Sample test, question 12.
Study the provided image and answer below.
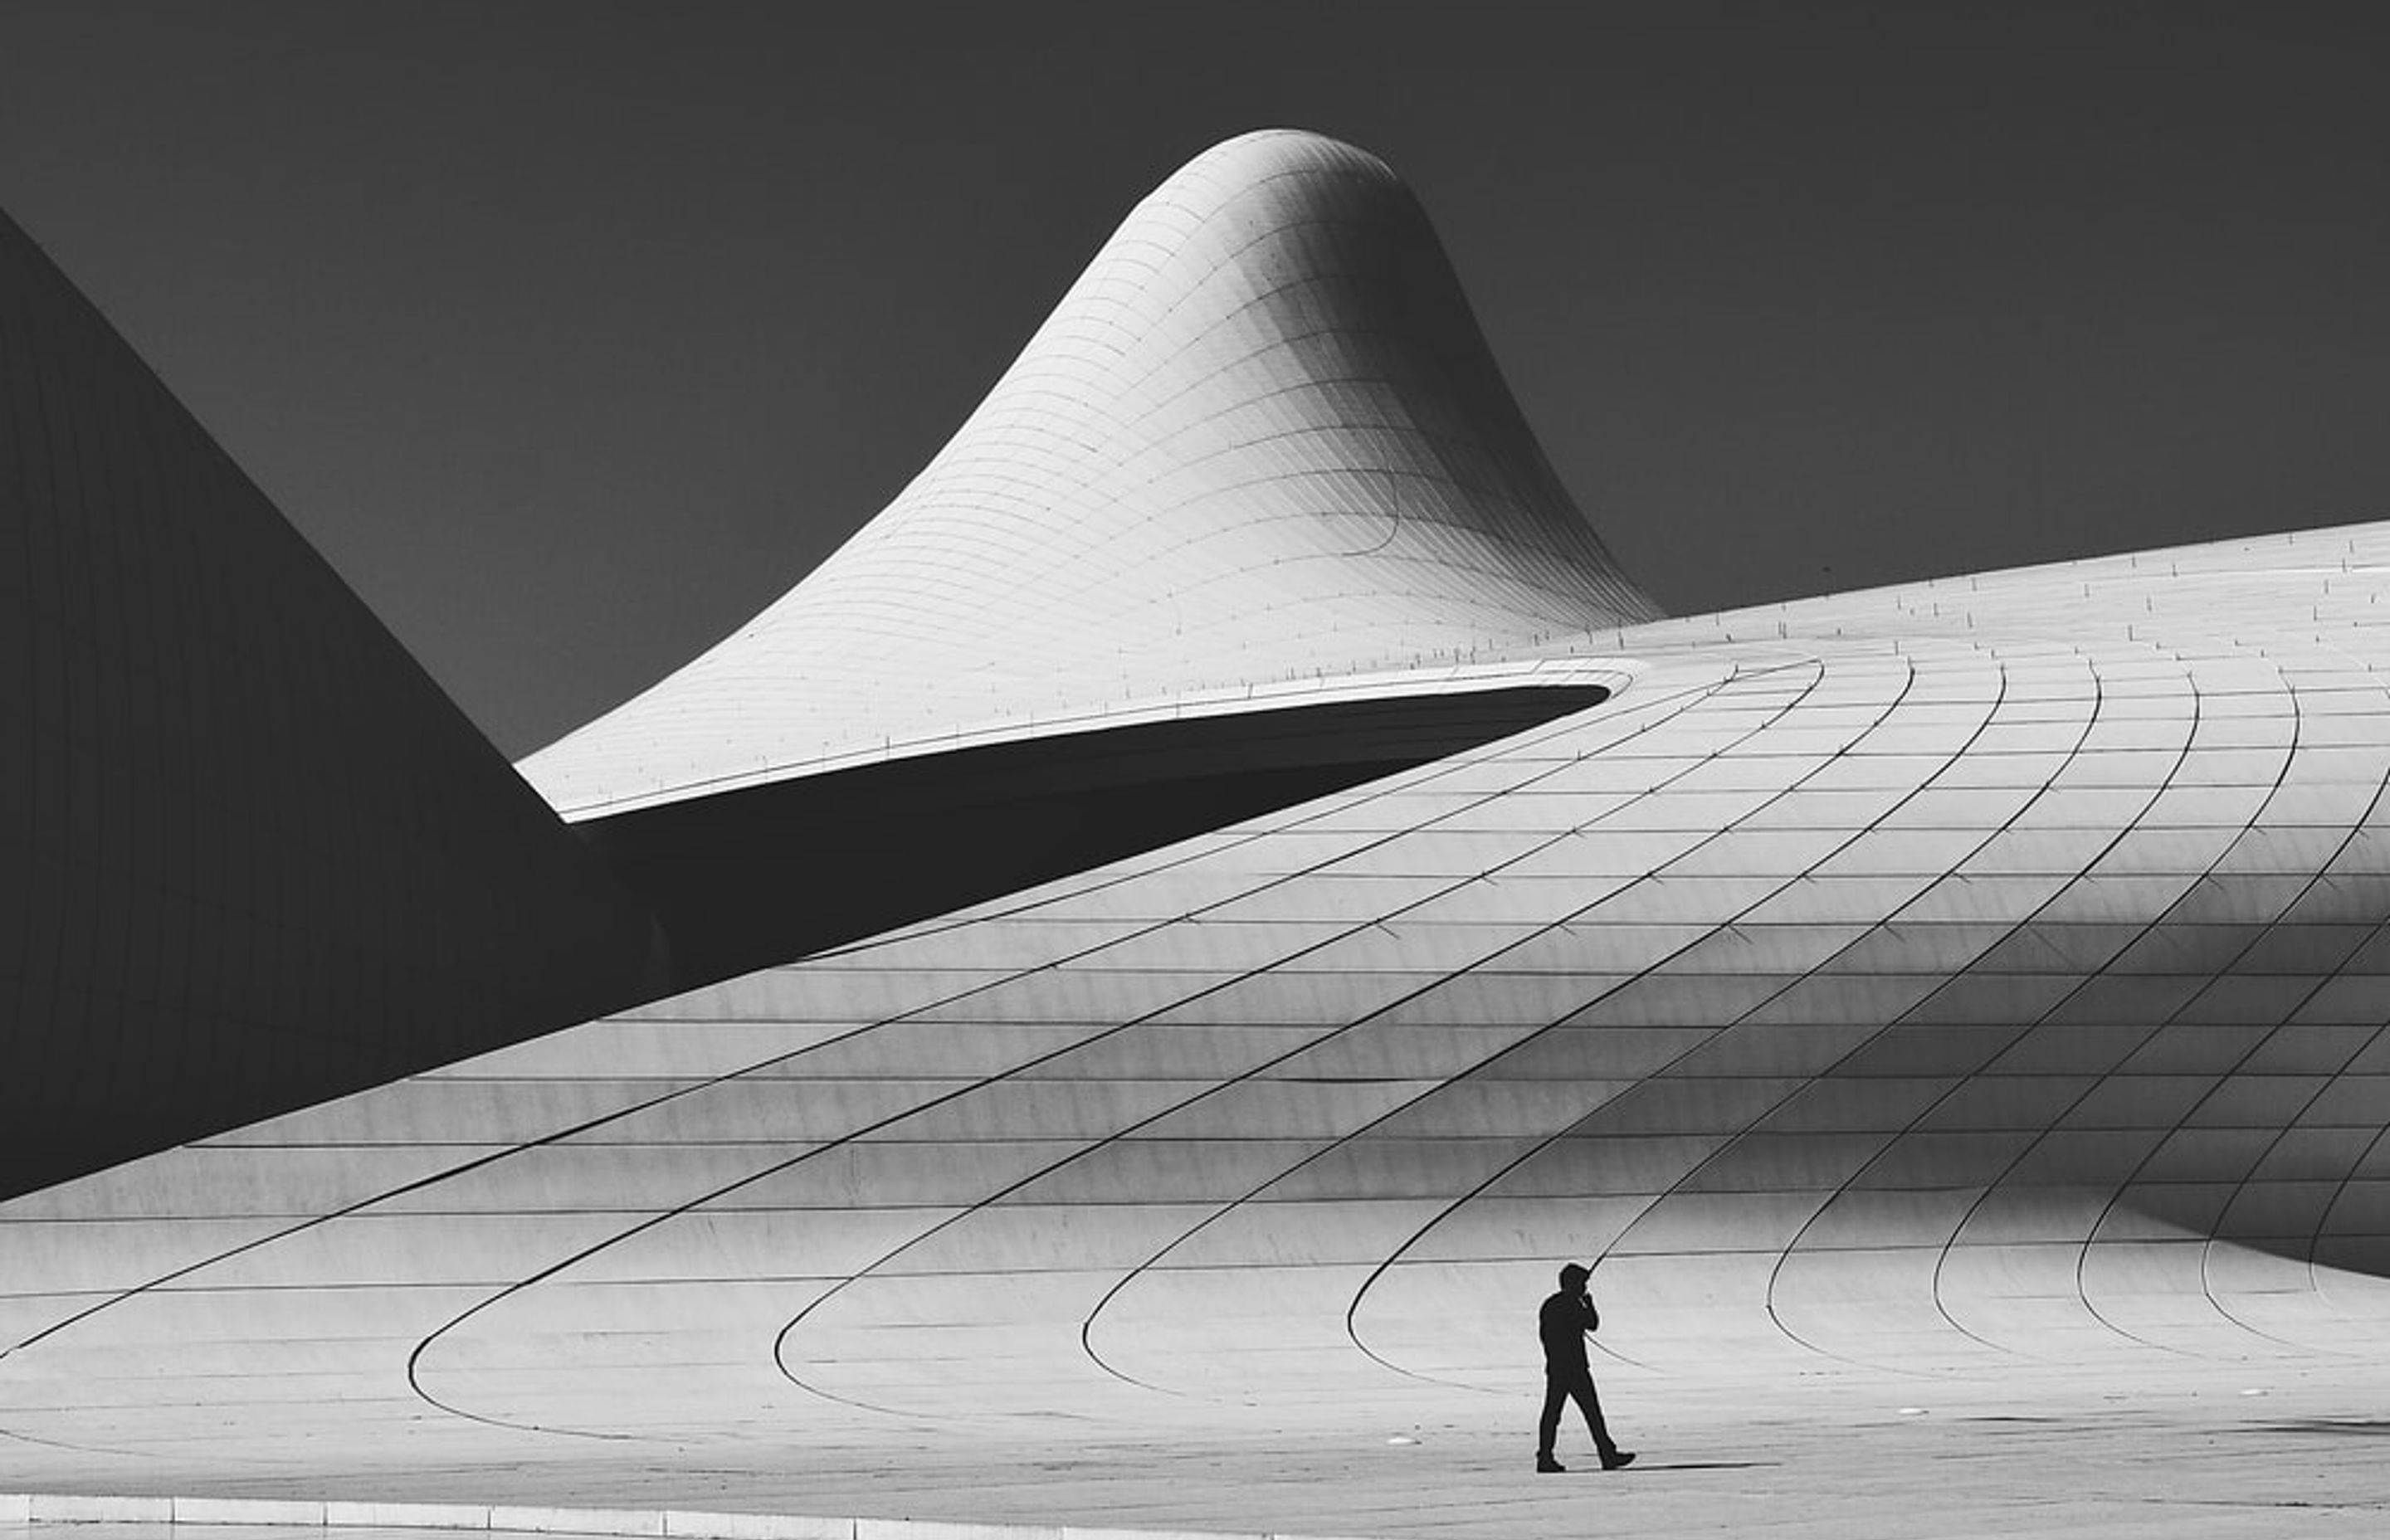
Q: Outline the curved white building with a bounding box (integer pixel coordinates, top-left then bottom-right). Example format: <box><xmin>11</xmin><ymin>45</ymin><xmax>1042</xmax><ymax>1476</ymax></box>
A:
<box><xmin>522</xmin><ymin>131</ymin><xmax>1659</xmax><ymax>816</ymax></box>
<box><xmin>3</xmin><ymin>130</ymin><xmax>2387</xmax><ymax>1538</ymax></box>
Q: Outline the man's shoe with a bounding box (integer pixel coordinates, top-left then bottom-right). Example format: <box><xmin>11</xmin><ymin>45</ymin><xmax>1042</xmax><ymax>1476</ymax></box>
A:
<box><xmin>1535</xmin><ymin>1455</ymin><xmax>1566</xmax><ymax>1474</ymax></box>
<box><xmin>1601</xmin><ymin>1450</ymin><xmax>1636</xmax><ymax>1471</ymax></box>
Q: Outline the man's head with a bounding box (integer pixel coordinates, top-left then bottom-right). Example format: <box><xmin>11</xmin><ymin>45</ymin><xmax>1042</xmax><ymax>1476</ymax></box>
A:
<box><xmin>1558</xmin><ymin>1262</ymin><xmax>1590</xmax><ymax>1292</ymax></box>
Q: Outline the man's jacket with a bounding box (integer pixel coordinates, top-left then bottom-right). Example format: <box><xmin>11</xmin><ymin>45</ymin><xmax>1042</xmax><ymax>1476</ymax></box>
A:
<box><xmin>1539</xmin><ymin>1289</ymin><xmax>1599</xmax><ymax>1373</ymax></box>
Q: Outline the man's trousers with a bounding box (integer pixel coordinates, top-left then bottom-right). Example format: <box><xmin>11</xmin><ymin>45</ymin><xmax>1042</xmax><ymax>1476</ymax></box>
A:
<box><xmin>1537</xmin><ymin>1365</ymin><xmax>1618</xmax><ymax>1459</ymax></box>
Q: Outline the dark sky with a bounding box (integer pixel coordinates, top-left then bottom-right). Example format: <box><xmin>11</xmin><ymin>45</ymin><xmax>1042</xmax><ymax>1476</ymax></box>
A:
<box><xmin>2</xmin><ymin>2</ymin><xmax>2386</xmax><ymax>757</ymax></box>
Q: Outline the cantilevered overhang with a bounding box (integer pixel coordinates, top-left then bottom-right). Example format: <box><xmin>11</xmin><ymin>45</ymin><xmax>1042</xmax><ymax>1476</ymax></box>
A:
<box><xmin>572</xmin><ymin>660</ymin><xmax>1633</xmax><ymax>987</ymax></box>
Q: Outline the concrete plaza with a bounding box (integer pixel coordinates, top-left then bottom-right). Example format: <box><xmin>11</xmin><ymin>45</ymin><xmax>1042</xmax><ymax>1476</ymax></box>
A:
<box><xmin>9</xmin><ymin>1354</ymin><xmax>2389</xmax><ymax>1538</ymax></box>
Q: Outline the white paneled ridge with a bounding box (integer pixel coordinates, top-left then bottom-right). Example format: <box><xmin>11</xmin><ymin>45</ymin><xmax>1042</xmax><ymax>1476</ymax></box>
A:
<box><xmin>522</xmin><ymin>131</ymin><xmax>1660</xmax><ymax>815</ymax></box>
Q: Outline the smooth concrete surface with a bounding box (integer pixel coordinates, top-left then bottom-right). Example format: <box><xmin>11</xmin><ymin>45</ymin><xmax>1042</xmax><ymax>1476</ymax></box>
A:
<box><xmin>4</xmin><ymin>1361</ymin><xmax>2390</xmax><ymax>1536</ymax></box>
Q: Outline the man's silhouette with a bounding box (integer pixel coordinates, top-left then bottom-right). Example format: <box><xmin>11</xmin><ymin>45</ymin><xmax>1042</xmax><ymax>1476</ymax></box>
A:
<box><xmin>1536</xmin><ymin>1262</ymin><xmax>1632</xmax><ymax>1474</ymax></box>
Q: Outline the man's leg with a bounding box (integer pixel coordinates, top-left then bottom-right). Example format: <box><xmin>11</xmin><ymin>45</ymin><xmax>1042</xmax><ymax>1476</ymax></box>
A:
<box><xmin>1567</xmin><ymin>1370</ymin><xmax>1619</xmax><ymax>1460</ymax></box>
<box><xmin>1536</xmin><ymin>1374</ymin><xmax>1568</xmax><ymax>1465</ymax></box>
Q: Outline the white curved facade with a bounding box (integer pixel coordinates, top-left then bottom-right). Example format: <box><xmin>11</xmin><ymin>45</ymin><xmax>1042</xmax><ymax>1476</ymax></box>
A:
<box><xmin>523</xmin><ymin>131</ymin><xmax>1659</xmax><ymax>816</ymax></box>
<box><xmin>12</xmin><ymin>520</ymin><xmax>2389</xmax><ymax>1444</ymax></box>
<box><xmin>4</xmin><ymin>131</ymin><xmax>2388</xmax><ymax>1538</ymax></box>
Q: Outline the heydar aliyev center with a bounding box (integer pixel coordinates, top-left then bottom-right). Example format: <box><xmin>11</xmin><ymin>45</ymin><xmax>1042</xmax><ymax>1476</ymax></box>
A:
<box><xmin>6</xmin><ymin>130</ymin><xmax>2390</xmax><ymax>1538</ymax></box>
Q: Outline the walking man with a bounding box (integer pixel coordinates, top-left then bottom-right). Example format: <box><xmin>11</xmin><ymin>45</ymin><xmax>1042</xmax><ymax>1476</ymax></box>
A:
<box><xmin>1536</xmin><ymin>1262</ymin><xmax>1633</xmax><ymax>1474</ymax></box>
